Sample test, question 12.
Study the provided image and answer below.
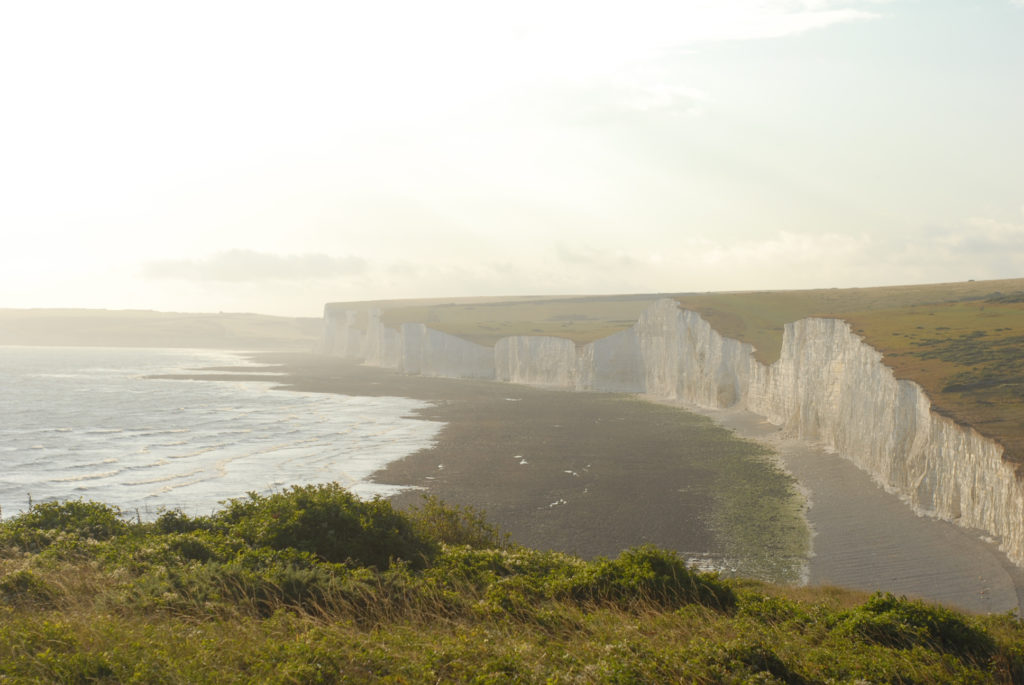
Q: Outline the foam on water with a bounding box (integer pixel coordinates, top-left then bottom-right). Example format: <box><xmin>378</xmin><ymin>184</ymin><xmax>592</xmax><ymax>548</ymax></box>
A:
<box><xmin>0</xmin><ymin>347</ymin><xmax>442</xmax><ymax>518</ymax></box>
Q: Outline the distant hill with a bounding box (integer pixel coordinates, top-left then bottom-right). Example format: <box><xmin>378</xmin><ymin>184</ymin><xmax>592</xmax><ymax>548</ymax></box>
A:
<box><xmin>0</xmin><ymin>309</ymin><xmax>322</xmax><ymax>351</ymax></box>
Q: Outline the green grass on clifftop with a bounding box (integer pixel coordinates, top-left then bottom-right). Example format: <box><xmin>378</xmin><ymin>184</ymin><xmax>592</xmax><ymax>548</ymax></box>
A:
<box><xmin>378</xmin><ymin>295</ymin><xmax>658</xmax><ymax>347</ymax></box>
<box><xmin>2</xmin><ymin>486</ymin><xmax>1023</xmax><ymax>683</ymax></box>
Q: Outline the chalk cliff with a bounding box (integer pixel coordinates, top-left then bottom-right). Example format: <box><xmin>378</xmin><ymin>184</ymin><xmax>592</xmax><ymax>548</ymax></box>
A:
<box><xmin>400</xmin><ymin>323</ymin><xmax>495</xmax><ymax>379</ymax></box>
<box><xmin>495</xmin><ymin>336</ymin><xmax>577</xmax><ymax>387</ymax></box>
<box><xmin>322</xmin><ymin>299</ymin><xmax>1024</xmax><ymax>566</ymax></box>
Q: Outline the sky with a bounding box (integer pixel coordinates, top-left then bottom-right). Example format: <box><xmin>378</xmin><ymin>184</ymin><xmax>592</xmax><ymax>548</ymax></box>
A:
<box><xmin>2</xmin><ymin>0</ymin><xmax>1023</xmax><ymax>317</ymax></box>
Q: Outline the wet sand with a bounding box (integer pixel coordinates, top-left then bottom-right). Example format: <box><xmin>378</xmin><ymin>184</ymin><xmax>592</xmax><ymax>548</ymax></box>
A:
<box><xmin>690</xmin><ymin>405</ymin><xmax>1024</xmax><ymax>614</ymax></box>
<box><xmin>249</xmin><ymin>354</ymin><xmax>1024</xmax><ymax>613</ymax></box>
<box><xmin>260</xmin><ymin>355</ymin><xmax>742</xmax><ymax>562</ymax></box>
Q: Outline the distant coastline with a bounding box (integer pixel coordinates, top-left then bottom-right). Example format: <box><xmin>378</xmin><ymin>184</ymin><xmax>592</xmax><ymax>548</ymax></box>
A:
<box><xmin>0</xmin><ymin>308</ymin><xmax>321</xmax><ymax>350</ymax></box>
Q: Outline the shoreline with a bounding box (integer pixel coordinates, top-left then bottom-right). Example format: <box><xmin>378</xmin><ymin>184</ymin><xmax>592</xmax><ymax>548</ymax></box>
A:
<box><xmin>681</xmin><ymin>402</ymin><xmax>1024</xmax><ymax>614</ymax></box>
<box><xmin>257</xmin><ymin>354</ymin><xmax>804</xmax><ymax>580</ymax></box>
<box><xmin>260</xmin><ymin>353</ymin><xmax>1024</xmax><ymax>612</ymax></box>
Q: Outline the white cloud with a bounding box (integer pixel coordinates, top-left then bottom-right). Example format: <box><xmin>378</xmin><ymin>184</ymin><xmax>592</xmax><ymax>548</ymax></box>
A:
<box><xmin>542</xmin><ymin>221</ymin><xmax>1024</xmax><ymax>296</ymax></box>
<box><xmin>556</xmin><ymin>81</ymin><xmax>710</xmax><ymax>123</ymax></box>
<box><xmin>692</xmin><ymin>231</ymin><xmax>871</xmax><ymax>269</ymax></box>
<box><xmin>143</xmin><ymin>251</ymin><xmax>366</xmax><ymax>283</ymax></box>
<box><xmin>92</xmin><ymin>215</ymin><xmax>1024</xmax><ymax>314</ymax></box>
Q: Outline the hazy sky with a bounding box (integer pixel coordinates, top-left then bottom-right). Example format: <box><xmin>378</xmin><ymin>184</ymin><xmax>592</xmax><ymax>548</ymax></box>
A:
<box><xmin>2</xmin><ymin>0</ymin><xmax>1023</xmax><ymax>316</ymax></box>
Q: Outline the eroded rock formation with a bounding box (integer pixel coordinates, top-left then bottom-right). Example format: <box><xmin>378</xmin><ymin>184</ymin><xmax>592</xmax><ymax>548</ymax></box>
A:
<box><xmin>322</xmin><ymin>299</ymin><xmax>1024</xmax><ymax>566</ymax></box>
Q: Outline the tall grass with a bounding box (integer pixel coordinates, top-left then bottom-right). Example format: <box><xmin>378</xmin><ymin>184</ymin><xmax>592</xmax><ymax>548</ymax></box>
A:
<box><xmin>1</xmin><ymin>487</ymin><xmax>1022</xmax><ymax>683</ymax></box>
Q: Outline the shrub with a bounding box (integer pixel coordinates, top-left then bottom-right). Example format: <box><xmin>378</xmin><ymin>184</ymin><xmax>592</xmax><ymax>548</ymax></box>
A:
<box><xmin>737</xmin><ymin>593</ymin><xmax>811</xmax><ymax>626</ymax></box>
<box><xmin>152</xmin><ymin>509</ymin><xmax>211</xmax><ymax>535</ymax></box>
<box><xmin>406</xmin><ymin>495</ymin><xmax>508</xmax><ymax>549</ymax></box>
<box><xmin>0</xmin><ymin>500</ymin><xmax>128</xmax><ymax>552</ymax></box>
<box><xmin>428</xmin><ymin>546</ymin><xmax>518</xmax><ymax>588</ymax></box>
<box><xmin>214</xmin><ymin>483</ymin><xmax>438</xmax><ymax>569</ymax></box>
<box><xmin>693</xmin><ymin>639</ymin><xmax>806</xmax><ymax>684</ymax></box>
<box><xmin>552</xmin><ymin>545</ymin><xmax>736</xmax><ymax>611</ymax></box>
<box><xmin>0</xmin><ymin>569</ymin><xmax>60</xmax><ymax>607</ymax></box>
<box><xmin>835</xmin><ymin>592</ymin><xmax>996</xmax><ymax>662</ymax></box>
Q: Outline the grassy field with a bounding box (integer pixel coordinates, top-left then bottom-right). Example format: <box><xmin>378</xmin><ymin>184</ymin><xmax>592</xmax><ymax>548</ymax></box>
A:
<box><xmin>673</xmin><ymin>278</ymin><xmax>1024</xmax><ymax>363</ymax></box>
<box><xmin>377</xmin><ymin>294</ymin><xmax>659</xmax><ymax>346</ymax></box>
<box><xmin>330</xmin><ymin>277</ymin><xmax>1024</xmax><ymax>461</ymax></box>
<box><xmin>2</xmin><ymin>488</ymin><xmax>1023</xmax><ymax>683</ymax></box>
<box><xmin>844</xmin><ymin>296</ymin><xmax>1024</xmax><ymax>461</ymax></box>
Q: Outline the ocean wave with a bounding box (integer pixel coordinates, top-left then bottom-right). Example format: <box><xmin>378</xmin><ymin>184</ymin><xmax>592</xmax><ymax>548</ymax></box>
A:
<box><xmin>0</xmin><ymin>347</ymin><xmax>442</xmax><ymax>520</ymax></box>
<box><xmin>167</xmin><ymin>445</ymin><xmax>228</xmax><ymax>459</ymax></box>
<box><xmin>52</xmin><ymin>469</ymin><xmax>122</xmax><ymax>483</ymax></box>
<box><xmin>122</xmin><ymin>469</ymin><xmax>205</xmax><ymax>486</ymax></box>
<box><xmin>155</xmin><ymin>477</ymin><xmax>209</xmax><ymax>494</ymax></box>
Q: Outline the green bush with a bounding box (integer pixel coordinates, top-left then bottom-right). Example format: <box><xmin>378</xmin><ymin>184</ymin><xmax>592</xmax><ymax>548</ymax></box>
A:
<box><xmin>0</xmin><ymin>569</ymin><xmax>61</xmax><ymax>607</ymax></box>
<box><xmin>835</xmin><ymin>592</ymin><xmax>996</xmax><ymax>663</ymax></box>
<box><xmin>428</xmin><ymin>546</ymin><xmax>520</xmax><ymax>589</ymax></box>
<box><xmin>127</xmin><ymin>546</ymin><xmax>357</xmax><ymax>615</ymax></box>
<box><xmin>2</xmin><ymin>485</ymin><xmax>1024</xmax><ymax>683</ymax></box>
<box><xmin>406</xmin><ymin>495</ymin><xmax>508</xmax><ymax>549</ymax></box>
<box><xmin>737</xmin><ymin>593</ymin><xmax>809</xmax><ymax>625</ymax></box>
<box><xmin>552</xmin><ymin>545</ymin><xmax>736</xmax><ymax>611</ymax></box>
<box><xmin>0</xmin><ymin>500</ymin><xmax>128</xmax><ymax>552</ymax></box>
<box><xmin>214</xmin><ymin>483</ymin><xmax>438</xmax><ymax>570</ymax></box>
<box><xmin>695</xmin><ymin>639</ymin><xmax>805</xmax><ymax>684</ymax></box>
<box><xmin>152</xmin><ymin>508</ymin><xmax>211</xmax><ymax>535</ymax></box>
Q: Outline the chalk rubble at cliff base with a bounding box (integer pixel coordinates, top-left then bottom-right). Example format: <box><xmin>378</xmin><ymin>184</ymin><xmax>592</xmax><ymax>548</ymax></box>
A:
<box><xmin>323</xmin><ymin>298</ymin><xmax>1024</xmax><ymax>568</ymax></box>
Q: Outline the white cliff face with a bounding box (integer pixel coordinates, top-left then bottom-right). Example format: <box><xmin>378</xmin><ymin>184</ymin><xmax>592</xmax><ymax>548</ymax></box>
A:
<box><xmin>576</xmin><ymin>328</ymin><xmax>646</xmax><ymax>393</ymax></box>
<box><xmin>401</xmin><ymin>323</ymin><xmax>495</xmax><ymax>379</ymax></box>
<box><xmin>322</xmin><ymin>309</ymin><xmax>367</xmax><ymax>359</ymax></box>
<box><xmin>748</xmin><ymin>317</ymin><xmax>1024</xmax><ymax>566</ymax></box>
<box><xmin>634</xmin><ymin>301</ymin><xmax>754</xmax><ymax>407</ymax></box>
<box><xmin>322</xmin><ymin>299</ymin><xmax>1024</xmax><ymax>566</ymax></box>
<box><xmin>323</xmin><ymin>308</ymin><xmax>494</xmax><ymax>378</ymax></box>
<box><xmin>496</xmin><ymin>336</ymin><xmax>577</xmax><ymax>388</ymax></box>
<box><xmin>363</xmin><ymin>309</ymin><xmax>402</xmax><ymax>369</ymax></box>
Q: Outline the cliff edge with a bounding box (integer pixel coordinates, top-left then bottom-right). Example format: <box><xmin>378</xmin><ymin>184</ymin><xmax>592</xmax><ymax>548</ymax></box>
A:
<box><xmin>323</xmin><ymin>298</ymin><xmax>1024</xmax><ymax>567</ymax></box>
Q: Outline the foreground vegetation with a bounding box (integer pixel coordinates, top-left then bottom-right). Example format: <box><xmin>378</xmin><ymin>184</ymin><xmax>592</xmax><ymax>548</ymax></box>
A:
<box><xmin>2</xmin><ymin>485</ymin><xmax>1023</xmax><ymax>683</ymax></box>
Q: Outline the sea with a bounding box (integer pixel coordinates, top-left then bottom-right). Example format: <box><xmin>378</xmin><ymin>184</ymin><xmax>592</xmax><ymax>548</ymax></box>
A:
<box><xmin>0</xmin><ymin>346</ymin><xmax>442</xmax><ymax>520</ymax></box>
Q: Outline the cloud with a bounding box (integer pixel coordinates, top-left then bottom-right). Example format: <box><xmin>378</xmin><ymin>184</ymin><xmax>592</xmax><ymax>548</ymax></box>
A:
<box><xmin>547</xmin><ymin>218</ymin><xmax>1024</xmax><ymax>295</ymax></box>
<box><xmin>553</xmin><ymin>81</ymin><xmax>709</xmax><ymax>124</ymax></box>
<box><xmin>620</xmin><ymin>84</ymin><xmax>708</xmax><ymax>115</ymax></box>
<box><xmin>143</xmin><ymin>250</ymin><xmax>366</xmax><ymax>283</ymax></box>
<box><xmin>687</xmin><ymin>219</ymin><xmax>1024</xmax><ymax>290</ymax></box>
<box><xmin>515</xmin><ymin>0</ymin><xmax>886</xmax><ymax>52</ymax></box>
<box><xmin>140</xmin><ymin>213</ymin><xmax>1024</xmax><ymax>310</ymax></box>
<box><xmin>942</xmin><ymin>217</ymin><xmax>1024</xmax><ymax>253</ymax></box>
<box><xmin>556</xmin><ymin>243</ymin><xmax>640</xmax><ymax>268</ymax></box>
<box><xmin>692</xmin><ymin>231</ymin><xmax>871</xmax><ymax>269</ymax></box>
<box><xmin>886</xmin><ymin>217</ymin><xmax>1024</xmax><ymax>282</ymax></box>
